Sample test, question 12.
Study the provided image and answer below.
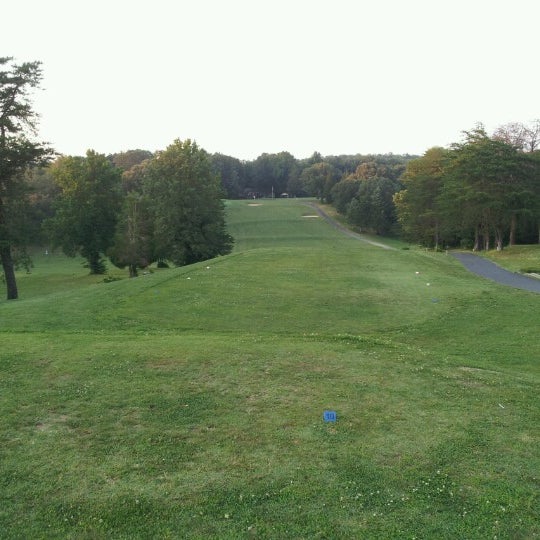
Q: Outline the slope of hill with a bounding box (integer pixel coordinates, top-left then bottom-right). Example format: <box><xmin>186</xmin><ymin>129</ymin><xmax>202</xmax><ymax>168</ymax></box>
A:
<box><xmin>1</xmin><ymin>199</ymin><xmax>538</xmax><ymax>538</ymax></box>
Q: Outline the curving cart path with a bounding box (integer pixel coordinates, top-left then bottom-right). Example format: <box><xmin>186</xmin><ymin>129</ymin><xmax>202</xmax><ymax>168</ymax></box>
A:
<box><xmin>451</xmin><ymin>252</ymin><xmax>540</xmax><ymax>294</ymax></box>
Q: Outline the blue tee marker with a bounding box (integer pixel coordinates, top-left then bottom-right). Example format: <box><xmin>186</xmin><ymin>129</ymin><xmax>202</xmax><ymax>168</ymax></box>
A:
<box><xmin>323</xmin><ymin>410</ymin><xmax>337</xmax><ymax>422</ymax></box>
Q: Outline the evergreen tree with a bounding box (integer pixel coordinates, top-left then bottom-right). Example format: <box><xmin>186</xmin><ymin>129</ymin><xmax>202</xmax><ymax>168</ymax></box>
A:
<box><xmin>0</xmin><ymin>57</ymin><xmax>54</xmax><ymax>299</ymax></box>
<box><xmin>393</xmin><ymin>147</ymin><xmax>448</xmax><ymax>249</ymax></box>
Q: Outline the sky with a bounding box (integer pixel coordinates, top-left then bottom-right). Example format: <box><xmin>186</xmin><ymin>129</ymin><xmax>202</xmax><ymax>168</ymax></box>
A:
<box><xmin>3</xmin><ymin>0</ymin><xmax>539</xmax><ymax>161</ymax></box>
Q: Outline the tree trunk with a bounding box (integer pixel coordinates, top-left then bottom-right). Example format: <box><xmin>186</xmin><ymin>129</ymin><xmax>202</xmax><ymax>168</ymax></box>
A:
<box><xmin>87</xmin><ymin>252</ymin><xmax>106</xmax><ymax>274</ymax></box>
<box><xmin>508</xmin><ymin>214</ymin><xmax>517</xmax><ymax>246</ymax></box>
<box><xmin>481</xmin><ymin>220</ymin><xmax>490</xmax><ymax>251</ymax></box>
<box><xmin>473</xmin><ymin>225</ymin><xmax>480</xmax><ymax>251</ymax></box>
<box><xmin>495</xmin><ymin>228</ymin><xmax>503</xmax><ymax>251</ymax></box>
<box><xmin>129</xmin><ymin>263</ymin><xmax>138</xmax><ymax>278</ymax></box>
<box><xmin>0</xmin><ymin>244</ymin><xmax>18</xmax><ymax>300</ymax></box>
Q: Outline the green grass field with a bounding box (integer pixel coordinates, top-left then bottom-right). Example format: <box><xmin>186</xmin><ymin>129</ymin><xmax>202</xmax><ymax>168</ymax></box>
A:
<box><xmin>1</xmin><ymin>198</ymin><xmax>539</xmax><ymax>538</ymax></box>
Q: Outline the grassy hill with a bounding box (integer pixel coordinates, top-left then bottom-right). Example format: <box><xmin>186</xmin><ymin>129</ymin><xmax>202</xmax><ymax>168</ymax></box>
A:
<box><xmin>1</xmin><ymin>199</ymin><xmax>538</xmax><ymax>538</ymax></box>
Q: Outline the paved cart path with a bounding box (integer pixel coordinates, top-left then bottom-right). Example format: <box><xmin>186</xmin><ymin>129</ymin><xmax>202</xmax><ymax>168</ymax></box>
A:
<box><xmin>451</xmin><ymin>252</ymin><xmax>540</xmax><ymax>294</ymax></box>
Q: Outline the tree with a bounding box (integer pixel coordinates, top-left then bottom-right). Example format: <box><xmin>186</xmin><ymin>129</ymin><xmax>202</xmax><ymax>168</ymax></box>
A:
<box><xmin>493</xmin><ymin>120</ymin><xmax>540</xmax><ymax>153</ymax></box>
<box><xmin>325</xmin><ymin>154</ymin><xmax>413</xmax><ymax>180</ymax></box>
<box><xmin>209</xmin><ymin>153</ymin><xmax>246</xmax><ymax>199</ymax></box>
<box><xmin>304</xmin><ymin>151</ymin><xmax>323</xmax><ymax>166</ymax></box>
<box><xmin>530</xmin><ymin>150</ymin><xmax>540</xmax><ymax>244</ymax></box>
<box><xmin>394</xmin><ymin>147</ymin><xmax>448</xmax><ymax>249</ymax></box>
<box><xmin>246</xmin><ymin>152</ymin><xmax>298</xmax><ymax>197</ymax></box>
<box><xmin>47</xmin><ymin>151</ymin><xmax>122</xmax><ymax>273</ymax></box>
<box><xmin>441</xmin><ymin>127</ymin><xmax>533</xmax><ymax>251</ymax></box>
<box><xmin>347</xmin><ymin>177</ymin><xmax>401</xmax><ymax>235</ymax></box>
<box><xmin>108</xmin><ymin>192</ymin><xmax>154</xmax><ymax>277</ymax></box>
<box><xmin>110</xmin><ymin>149</ymin><xmax>153</xmax><ymax>172</ymax></box>
<box><xmin>331</xmin><ymin>178</ymin><xmax>362</xmax><ymax>214</ymax></box>
<box><xmin>121</xmin><ymin>158</ymin><xmax>151</xmax><ymax>194</ymax></box>
<box><xmin>0</xmin><ymin>57</ymin><xmax>54</xmax><ymax>299</ymax></box>
<box><xmin>143</xmin><ymin>139</ymin><xmax>233</xmax><ymax>266</ymax></box>
<box><xmin>25</xmin><ymin>165</ymin><xmax>60</xmax><ymax>244</ymax></box>
<box><xmin>299</xmin><ymin>162</ymin><xmax>341</xmax><ymax>202</ymax></box>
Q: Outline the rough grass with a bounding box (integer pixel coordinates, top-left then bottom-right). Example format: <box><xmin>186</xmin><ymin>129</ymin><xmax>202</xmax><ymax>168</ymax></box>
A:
<box><xmin>1</xmin><ymin>199</ymin><xmax>539</xmax><ymax>538</ymax></box>
<box><xmin>481</xmin><ymin>244</ymin><xmax>540</xmax><ymax>274</ymax></box>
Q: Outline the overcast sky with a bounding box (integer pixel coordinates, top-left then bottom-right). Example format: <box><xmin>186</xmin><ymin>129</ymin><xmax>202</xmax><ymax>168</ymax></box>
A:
<box><xmin>4</xmin><ymin>0</ymin><xmax>539</xmax><ymax>160</ymax></box>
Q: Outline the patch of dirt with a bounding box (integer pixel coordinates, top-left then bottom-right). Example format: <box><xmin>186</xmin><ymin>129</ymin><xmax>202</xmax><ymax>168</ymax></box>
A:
<box><xmin>35</xmin><ymin>414</ymin><xmax>69</xmax><ymax>432</ymax></box>
<box><xmin>520</xmin><ymin>432</ymin><xmax>535</xmax><ymax>443</ymax></box>
<box><xmin>147</xmin><ymin>359</ymin><xmax>182</xmax><ymax>371</ymax></box>
<box><xmin>458</xmin><ymin>366</ymin><xmax>501</xmax><ymax>375</ymax></box>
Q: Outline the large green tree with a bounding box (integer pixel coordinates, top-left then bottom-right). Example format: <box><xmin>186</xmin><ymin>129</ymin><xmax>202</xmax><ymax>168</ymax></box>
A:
<box><xmin>25</xmin><ymin>165</ymin><xmax>60</xmax><ymax>244</ymax></box>
<box><xmin>47</xmin><ymin>151</ymin><xmax>122</xmax><ymax>273</ymax></box>
<box><xmin>530</xmin><ymin>151</ymin><xmax>540</xmax><ymax>243</ymax></box>
<box><xmin>393</xmin><ymin>147</ymin><xmax>448</xmax><ymax>249</ymax></box>
<box><xmin>331</xmin><ymin>178</ymin><xmax>362</xmax><ymax>214</ymax></box>
<box><xmin>245</xmin><ymin>152</ymin><xmax>298</xmax><ymax>197</ymax></box>
<box><xmin>347</xmin><ymin>177</ymin><xmax>402</xmax><ymax>235</ymax></box>
<box><xmin>110</xmin><ymin>149</ymin><xmax>153</xmax><ymax>172</ymax></box>
<box><xmin>299</xmin><ymin>162</ymin><xmax>341</xmax><ymax>202</ymax></box>
<box><xmin>0</xmin><ymin>57</ymin><xmax>54</xmax><ymax>299</ymax></box>
<box><xmin>209</xmin><ymin>153</ymin><xmax>246</xmax><ymax>199</ymax></box>
<box><xmin>144</xmin><ymin>139</ymin><xmax>233</xmax><ymax>266</ymax></box>
<box><xmin>441</xmin><ymin>127</ymin><xmax>534</xmax><ymax>251</ymax></box>
<box><xmin>108</xmin><ymin>192</ymin><xmax>154</xmax><ymax>277</ymax></box>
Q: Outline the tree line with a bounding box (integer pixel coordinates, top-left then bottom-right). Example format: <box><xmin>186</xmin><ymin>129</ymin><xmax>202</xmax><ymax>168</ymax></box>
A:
<box><xmin>209</xmin><ymin>150</ymin><xmax>411</xmax><ymax>201</ymax></box>
<box><xmin>395</xmin><ymin>124</ymin><xmax>540</xmax><ymax>250</ymax></box>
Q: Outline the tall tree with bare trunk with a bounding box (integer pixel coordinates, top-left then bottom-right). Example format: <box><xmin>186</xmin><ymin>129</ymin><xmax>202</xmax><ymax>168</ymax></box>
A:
<box><xmin>0</xmin><ymin>57</ymin><xmax>53</xmax><ymax>299</ymax></box>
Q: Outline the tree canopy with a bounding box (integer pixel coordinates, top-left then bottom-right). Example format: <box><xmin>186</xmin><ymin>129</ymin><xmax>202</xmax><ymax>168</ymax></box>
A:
<box><xmin>394</xmin><ymin>125</ymin><xmax>540</xmax><ymax>250</ymax></box>
<box><xmin>393</xmin><ymin>147</ymin><xmax>448</xmax><ymax>249</ymax></box>
<box><xmin>47</xmin><ymin>151</ymin><xmax>122</xmax><ymax>274</ymax></box>
<box><xmin>143</xmin><ymin>139</ymin><xmax>233</xmax><ymax>266</ymax></box>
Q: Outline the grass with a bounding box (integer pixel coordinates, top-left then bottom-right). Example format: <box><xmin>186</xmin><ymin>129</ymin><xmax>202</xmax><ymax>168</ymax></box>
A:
<box><xmin>480</xmin><ymin>244</ymin><xmax>540</xmax><ymax>274</ymax></box>
<box><xmin>1</xmin><ymin>198</ymin><xmax>539</xmax><ymax>538</ymax></box>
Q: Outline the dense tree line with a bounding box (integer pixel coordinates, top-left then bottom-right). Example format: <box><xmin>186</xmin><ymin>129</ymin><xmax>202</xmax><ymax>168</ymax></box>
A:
<box><xmin>330</xmin><ymin>157</ymin><xmax>410</xmax><ymax>235</ymax></box>
<box><xmin>395</xmin><ymin>124</ymin><xmax>540</xmax><ymax>250</ymax></box>
<box><xmin>208</xmin><ymin>150</ymin><xmax>413</xmax><ymax>203</ymax></box>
